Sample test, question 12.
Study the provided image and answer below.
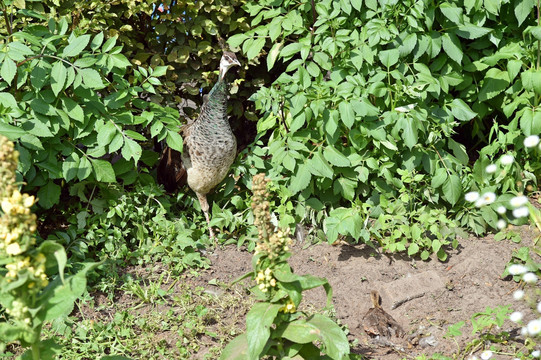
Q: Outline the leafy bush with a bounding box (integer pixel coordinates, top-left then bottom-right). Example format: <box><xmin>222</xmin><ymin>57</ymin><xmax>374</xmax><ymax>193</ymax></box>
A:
<box><xmin>0</xmin><ymin>11</ymin><xmax>182</xmax><ymax>209</ymax></box>
<box><xmin>227</xmin><ymin>0</ymin><xmax>541</xmax><ymax>257</ymax></box>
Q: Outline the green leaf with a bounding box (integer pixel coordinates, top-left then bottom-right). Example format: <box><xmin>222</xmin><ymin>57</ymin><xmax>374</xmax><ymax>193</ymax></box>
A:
<box><xmin>62</xmin><ymin>152</ymin><xmax>80</xmax><ymax>182</ymax></box>
<box><xmin>247</xmin><ymin>37</ymin><xmax>265</xmax><ymax>60</ymax></box>
<box><xmin>121</xmin><ymin>138</ymin><xmax>142</xmax><ymax>163</ymax></box>
<box><xmin>442</xmin><ymin>174</ymin><xmax>461</xmax><ymax>206</ymax></box>
<box><xmin>280</xmin><ymin>43</ymin><xmax>302</xmax><ymax>58</ymax></box>
<box><xmin>442</xmin><ymin>33</ymin><xmax>462</xmax><ymax>64</ymax></box>
<box><xmin>1</xmin><ymin>58</ymin><xmax>16</xmax><ymax>85</ymax></box>
<box><xmin>62</xmin><ymin>34</ymin><xmax>91</xmax><ymax>57</ymax></box>
<box><xmin>37</xmin><ymin>180</ymin><xmax>61</xmax><ymax>209</ymax></box>
<box><xmin>401</xmin><ymin>117</ymin><xmax>418</xmax><ymax>149</ymax></box>
<box><xmin>521</xmin><ymin>69</ymin><xmax>541</xmax><ymax>95</ymax></box>
<box><xmin>456</xmin><ymin>24</ymin><xmax>492</xmax><ymax>39</ymax></box>
<box><xmin>78</xmin><ymin>68</ymin><xmax>104</xmax><ymax>89</ymax></box>
<box><xmin>266</xmin><ymin>42</ymin><xmax>283</xmax><ymax>71</ymax></box>
<box><xmin>227</xmin><ymin>33</ymin><xmax>248</xmax><ymax>48</ymax></box>
<box><xmin>91</xmin><ymin>159</ymin><xmax>116</xmax><ymax>182</ymax></box>
<box><xmin>450</xmin><ymin>98</ymin><xmax>476</xmax><ymax>121</ymax></box>
<box><xmin>431</xmin><ymin>167</ymin><xmax>448</xmax><ymax>188</ymax></box>
<box><xmin>323</xmin><ymin>146</ymin><xmax>350</xmax><ymax>167</ymax></box>
<box><xmin>166</xmin><ymin>130</ymin><xmax>183</xmax><ymax>152</ymax></box>
<box><xmin>520</xmin><ymin>108</ymin><xmax>541</xmax><ymax>136</ymax></box>
<box><xmin>479</xmin><ymin>68</ymin><xmax>510</xmax><ymax>101</ymax></box>
<box><xmin>0</xmin><ymin>92</ymin><xmax>18</xmax><ymax>110</ymax></box>
<box><xmin>515</xmin><ymin>0</ymin><xmax>535</xmax><ymax>26</ymax></box>
<box><xmin>51</xmin><ymin>61</ymin><xmax>67</xmax><ymax>96</ymax></box>
<box><xmin>90</xmin><ymin>32</ymin><xmax>104</xmax><ymax>50</ymax></box>
<box><xmin>0</xmin><ymin>123</ymin><xmax>25</xmax><ymax>140</ymax></box>
<box><xmin>338</xmin><ymin>101</ymin><xmax>355</xmax><ymax>128</ymax></box>
<box><xmin>246</xmin><ymin>303</ymin><xmax>282</xmax><ymax>359</ymax></box>
<box><xmin>61</xmin><ymin>97</ymin><xmax>84</xmax><ymax>122</ymax></box>
<box><xmin>440</xmin><ymin>3</ymin><xmax>463</xmax><ymax>24</ymax></box>
<box><xmin>448</xmin><ymin>138</ymin><xmax>469</xmax><ymax>164</ymax></box>
<box><xmin>408</xmin><ymin>242</ymin><xmax>420</xmax><ymax>256</ymax></box>
<box><xmin>97</xmin><ymin>121</ymin><xmax>117</xmax><ymax>147</ymax></box>
<box><xmin>305</xmin><ymin>314</ymin><xmax>349</xmax><ymax>359</ymax></box>
<box><xmin>309</xmin><ymin>151</ymin><xmax>334</xmax><ymax>179</ymax></box>
<box><xmin>77</xmin><ymin>156</ymin><xmax>92</xmax><ymax>180</ymax></box>
<box><xmin>220</xmin><ymin>334</ymin><xmax>249</xmax><ymax>360</ymax></box>
<box><xmin>378</xmin><ymin>49</ymin><xmax>399</xmax><ymax>68</ymax></box>
<box><xmin>290</xmin><ymin>163</ymin><xmax>311</xmax><ymax>194</ymax></box>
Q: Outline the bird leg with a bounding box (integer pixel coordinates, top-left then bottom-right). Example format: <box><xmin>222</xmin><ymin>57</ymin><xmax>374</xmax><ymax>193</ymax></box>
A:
<box><xmin>197</xmin><ymin>193</ymin><xmax>215</xmax><ymax>241</ymax></box>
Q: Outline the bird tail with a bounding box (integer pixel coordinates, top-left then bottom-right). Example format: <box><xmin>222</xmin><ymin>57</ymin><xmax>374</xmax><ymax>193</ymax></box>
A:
<box><xmin>157</xmin><ymin>147</ymin><xmax>186</xmax><ymax>193</ymax></box>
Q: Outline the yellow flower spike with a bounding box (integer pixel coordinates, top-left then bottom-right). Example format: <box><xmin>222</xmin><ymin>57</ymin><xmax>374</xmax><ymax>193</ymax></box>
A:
<box><xmin>1</xmin><ymin>200</ymin><xmax>13</xmax><ymax>213</ymax></box>
<box><xmin>270</xmin><ymin>278</ymin><xmax>276</xmax><ymax>287</ymax></box>
<box><xmin>23</xmin><ymin>195</ymin><xmax>34</xmax><ymax>208</ymax></box>
<box><xmin>12</xmin><ymin>190</ymin><xmax>21</xmax><ymax>202</ymax></box>
<box><xmin>6</xmin><ymin>242</ymin><xmax>22</xmax><ymax>255</ymax></box>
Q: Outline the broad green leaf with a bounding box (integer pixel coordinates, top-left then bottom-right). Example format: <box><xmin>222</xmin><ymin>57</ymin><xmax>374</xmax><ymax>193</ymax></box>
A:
<box><xmin>78</xmin><ymin>68</ymin><xmax>104</xmax><ymax>89</ymax></box>
<box><xmin>62</xmin><ymin>34</ymin><xmax>91</xmax><ymax>57</ymax></box>
<box><xmin>90</xmin><ymin>32</ymin><xmax>104</xmax><ymax>50</ymax></box>
<box><xmin>61</xmin><ymin>97</ymin><xmax>84</xmax><ymax>122</ymax></box>
<box><xmin>77</xmin><ymin>156</ymin><xmax>92</xmax><ymax>180</ymax></box>
<box><xmin>102</xmin><ymin>36</ymin><xmax>117</xmax><ymax>52</ymax></box>
<box><xmin>442</xmin><ymin>174</ymin><xmax>461</xmax><ymax>205</ymax></box>
<box><xmin>431</xmin><ymin>167</ymin><xmax>448</xmax><ymax>188</ymax></box>
<box><xmin>1</xmin><ymin>58</ymin><xmax>16</xmax><ymax>85</ymax></box>
<box><xmin>166</xmin><ymin>130</ymin><xmax>183</xmax><ymax>152</ymax></box>
<box><xmin>456</xmin><ymin>24</ymin><xmax>492</xmax><ymax>39</ymax></box>
<box><xmin>121</xmin><ymin>138</ymin><xmax>142</xmax><ymax>163</ymax></box>
<box><xmin>507</xmin><ymin>59</ymin><xmax>523</xmax><ymax>81</ymax></box>
<box><xmin>479</xmin><ymin>68</ymin><xmax>510</xmax><ymax>101</ymax></box>
<box><xmin>378</xmin><ymin>49</ymin><xmax>399</xmax><ymax>68</ymax></box>
<box><xmin>408</xmin><ymin>242</ymin><xmax>420</xmax><ymax>256</ymax></box>
<box><xmin>220</xmin><ymin>334</ymin><xmax>249</xmax><ymax>360</ymax></box>
<box><xmin>323</xmin><ymin>146</ymin><xmax>350</xmax><ymax>167</ymax></box>
<box><xmin>97</xmin><ymin>121</ymin><xmax>117</xmax><ymax>147</ymax></box>
<box><xmin>401</xmin><ymin>117</ymin><xmax>418</xmax><ymax>149</ymax></box>
<box><xmin>450</xmin><ymin>98</ymin><xmax>476</xmax><ymax>121</ymax></box>
<box><xmin>440</xmin><ymin>3</ymin><xmax>463</xmax><ymax>24</ymax></box>
<box><xmin>399</xmin><ymin>33</ymin><xmax>417</xmax><ymax>57</ymax></box>
<box><xmin>247</xmin><ymin>37</ymin><xmax>265</xmax><ymax>60</ymax></box>
<box><xmin>246</xmin><ymin>303</ymin><xmax>282</xmax><ymax>359</ymax></box>
<box><xmin>442</xmin><ymin>33</ymin><xmax>462</xmax><ymax>64</ymax></box>
<box><xmin>227</xmin><ymin>33</ymin><xmax>248</xmax><ymax>48</ymax></box>
<box><xmin>37</xmin><ymin>180</ymin><xmax>61</xmax><ymax>209</ymax></box>
<box><xmin>515</xmin><ymin>0</ymin><xmax>535</xmax><ymax>26</ymax></box>
<box><xmin>520</xmin><ymin>108</ymin><xmax>541</xmax><ymax>136</ymax></box>
<box><xmin>306</xmin><ymin>314</ymin><xmax>349</xmax><ymax>359</ymax></box>
<box><xmin>448</xmin><ymin>138</ymin><xmax>469</xmax><ymax>164</ymax></box>
<box><xmin>521</xmin><ymin>69</ymin><xmax>541</xmax><ymax>95</ymax></box>
<box><xmin>290</xmin><ymin>163</ymin><xmax>312</xmax><ymax>194</ymax></box>
<box><xmin>280</xmin><ymin>43</ymin><xmax>302</xmax><ymax>58</ymax></box>
<box><xmin>62</xmin><ymin>152</ymin><xmax>80</xmax><ymax>182</ymax></box>
<box><xmin>0</xmin><ymin>123</ymin><xmax>25</xmax><ymax>140</ymax></box>
<box><xmin>91</xmin><ymin>159</ymin><xmax>116</xmax><ymax>182</ymax></box>
<box><xmin>152</xmin><ymin>65</ymin><xmax>168</xmax><ymax>77</ymax></box>
<box><xmin>308</xmin><ymin>151</ymin><xmax>334</xmax><ymax>179</ymax></box>
<box><xmin>338</xmin><ymin>101</ymin><xmax>355</xmax><ymax>128</ymax></box>
<box><xmin>0</xmin><ymin>92</ymin><xmax>18</xmax><ymax>110</ymax></box>
<box><xmin>109</xmin><ymin>132</ymin><xmax>124</xmax><ymax>153</ymax></box>
<box><xmin>51</xmin><ymin>61</ymin><xmax>67</xmax><ymax>96</ymax></box>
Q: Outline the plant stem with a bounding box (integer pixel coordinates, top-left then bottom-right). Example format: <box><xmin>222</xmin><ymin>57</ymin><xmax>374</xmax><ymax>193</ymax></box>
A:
<box><xmin>31</xmin><ymin>341</ymin><xmax>40</xmax><ymax>360</ymax></box>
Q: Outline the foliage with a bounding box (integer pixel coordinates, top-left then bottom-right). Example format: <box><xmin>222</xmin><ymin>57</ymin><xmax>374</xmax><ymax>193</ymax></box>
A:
<box><xmin>43</xmin><ymin>283</ymin><xmax>250</xmax><ymax>360</ymax></box>
<box><xmin>0</xmin><ymin>5</ymin><xmax>182</xmax><ymax>209</ymax></box>
<box><xmin>221</xmin><ymin>174</ymin><xmax>349</xmax><ymax>360</ymax></box>
<box><xmin>228</xmin><ymin>0</ymin><xmax>541</xmax><ymax>257</ymax></box>
<box><xmin>46</xmin><ymin>183</ymin><xmax>210</xmax><ymax>292</ymax></box>
<box><xmin>0</xmin><ymin>135</ymin><xmax>95</xmax><ymax>360</ymax></box>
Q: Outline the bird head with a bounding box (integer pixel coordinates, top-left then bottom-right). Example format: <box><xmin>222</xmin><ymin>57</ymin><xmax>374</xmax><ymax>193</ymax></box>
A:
<box><xmin>219</xmin><ymin>51</ymin><xmax>241</xmax><ymax>80</ymax></box>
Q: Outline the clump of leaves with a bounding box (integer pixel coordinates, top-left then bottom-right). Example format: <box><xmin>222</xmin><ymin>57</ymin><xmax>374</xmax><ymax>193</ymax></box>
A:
<box><xmin>0</xmin><ymin>135</ymin><xmax>96</xmax><ymax>360</ymax></box>
<box><xmin>221</xmin><ymin>174</ymin><xmax>349</xmax><ymax>360</ymax></box>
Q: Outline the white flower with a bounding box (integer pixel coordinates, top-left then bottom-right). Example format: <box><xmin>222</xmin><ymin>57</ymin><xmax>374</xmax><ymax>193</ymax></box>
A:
<box><xmin>496</xmin><ymin>206</ymin><xmax>507</xmax><ymax>214</ymax></box>
<box><xmin>513</xmin><ymin>289</ymin><xmax>525</xmax><ymax>300</ymax></box>
<box><xmin>485</xmin><ymin>164</ymin><xmax>497</xmax><ymax>174</ymax></box>
<box><xmin>497</xmin><ymin>219</ymin><xmax>506</xmax><ymax>229</ymax></box>
<box><xmin>510</xmin><ymin>195</ymin><xmax>528</xmax><ymax>208</ymax></box>
<box><xmin>538</xmin><ymin>302</ymin><xmax>541</xmax><ymax>313</ymax></box>
<box><xmin>524</xmin><ymin>135</ymin><xmax>540</xmax><ymax>148</ymax></box>
<box><xmin>523</xmin><ymin>272</ymin><xmax>538</xmax><ymax>283</ymax></box>
<box><xmin>469</xmin><ymin>356</ymin><xmax>479</xmax><ymax>360</ymax></box>
<box><xmin>533</xmin><ymin>350</ymin><xmax>541</xmax><ymax>358</ymax></box>
<box><xmin>510</xmin><ymin>311</ymin><xmax>523</xmax><ymax>322</ymax></box>
<box><xmin>509</xmin><ymin>264</ymin><xmax>528</xmax><ymax>275</ymax></box>
<box><xmin>480</xmin><ymin>350</ymin><xmax>493</xmax><ymax>360</ymax></box>
<box><xmin>476</xmin><ymin>192</ymin><xmax>496</xmax><ymax>207</ymax></box>
<box><xmin>513</xmin><ymin>206</ymin><xmax>529</xmax><ymax>218</ymax></box>
<box><xmin>465</xmin><ymin>191</ymin><xmax>480</xmax><ymax>202</ymax></box>
<box><xmin>500</xmin><ymin>154</ymin><xmax>514</xmax><ymax>165</ymax></box>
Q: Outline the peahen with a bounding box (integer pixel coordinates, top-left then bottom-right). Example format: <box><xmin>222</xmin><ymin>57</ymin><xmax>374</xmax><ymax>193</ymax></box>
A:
<box><xmin>157</xmin><ymin>51</ymin><xmax>240</xmax><ymax>239</ymax></box>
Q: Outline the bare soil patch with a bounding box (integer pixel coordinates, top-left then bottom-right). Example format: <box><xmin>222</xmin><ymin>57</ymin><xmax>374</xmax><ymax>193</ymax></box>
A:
<box><xmin>186</xmin><ymin>225</ymin><xmax>540</xmax><ymax>359</ymax></box>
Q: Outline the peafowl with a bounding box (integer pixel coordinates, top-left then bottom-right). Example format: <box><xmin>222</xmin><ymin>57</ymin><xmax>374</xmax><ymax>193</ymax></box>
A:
<box><xmin>157</xmin><ymin>51</ymin><xmax>240</xmax><ymax>239</ymax></box>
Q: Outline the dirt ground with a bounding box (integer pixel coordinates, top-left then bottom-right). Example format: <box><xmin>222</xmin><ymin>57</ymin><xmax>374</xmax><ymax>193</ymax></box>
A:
<box><xmin>188</xmin><ymin>225</ymin><xmax>541</xmax><ymax>359</ymax></box>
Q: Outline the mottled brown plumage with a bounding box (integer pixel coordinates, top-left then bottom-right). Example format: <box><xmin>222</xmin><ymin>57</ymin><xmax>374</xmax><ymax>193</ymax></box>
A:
<box><xmin>362</xmin><ymin>290</ymin><xmax>405</xmax><ymax>338</ymax></box>
<box><xmin>157</xmin><ymin>51</ymin><xmax>240</xmax><ymax>239</ymax></box>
